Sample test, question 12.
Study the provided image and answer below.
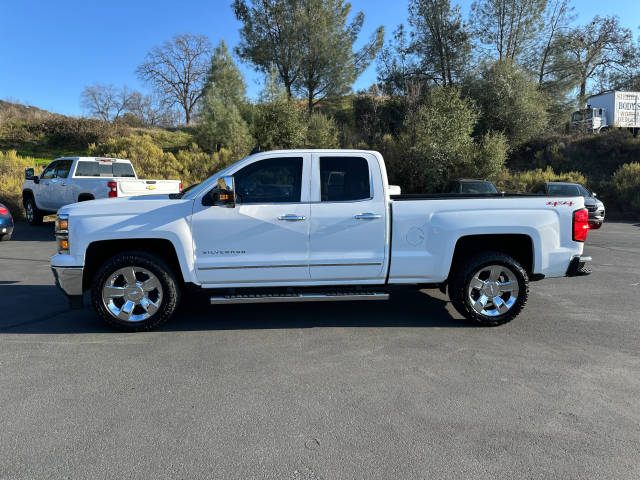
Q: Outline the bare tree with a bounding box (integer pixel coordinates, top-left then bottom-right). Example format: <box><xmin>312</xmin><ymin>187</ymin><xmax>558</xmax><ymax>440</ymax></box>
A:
<box><xmin>136</xmin><ymin>33</ymin><xmax>213</xmax><ymax>124</ymax></box>
<box><xmin>562</xmin><ymin>16</ymin><xmax>634</xmax><ymax>106</ymax></box>
<box><xmin>80</xmin><ymin>84</ymin><xmax>133</xmax><ymax>121</ymax></box>
<box><xmin>127</xmin><ymin>92</ymin><xmax>180</xmax><ymax>127</ymax></box>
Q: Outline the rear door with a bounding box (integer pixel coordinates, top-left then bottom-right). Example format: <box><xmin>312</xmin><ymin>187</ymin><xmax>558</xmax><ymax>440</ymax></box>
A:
<box><xmin>309</xmin><ymin>153</ymin><xmax>387</xmax><ymax>282</ymax></box>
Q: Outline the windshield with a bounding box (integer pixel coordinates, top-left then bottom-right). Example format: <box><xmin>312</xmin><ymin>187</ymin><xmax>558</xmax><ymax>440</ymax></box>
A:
<box><xmin>75</xmin><ymin>161</ymin><xmax>136</xmax><ymax>178</ymax></box>
<box><xmin>460</xmin><ymin>182</ymin><xmax>498</xmax><ymax>194</ymax></box>
<box><xmin>547</xmin><ymin>184</ymin><xmax>581</xmax><ymax>196</ymax></box>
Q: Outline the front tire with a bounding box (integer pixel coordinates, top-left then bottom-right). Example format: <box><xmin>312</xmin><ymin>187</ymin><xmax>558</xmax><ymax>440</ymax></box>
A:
<box><xmin>24</xmin><ymin>197</ymin><xmax>43</xmax><ymax>226</ymax></box>
<box><xmin>91</xmin><ymin>251</ymin><xmax>181</xmax><ymax>331</ymax></box>
<box><xmin>0</xmin><ymin>233</ymin><xmax>11</xmax><ymax>241</ymax></box>
<box><xmin>449</xmin><ymin>251</ymin><xmax>529</xmax><ymax>326</ymax></box>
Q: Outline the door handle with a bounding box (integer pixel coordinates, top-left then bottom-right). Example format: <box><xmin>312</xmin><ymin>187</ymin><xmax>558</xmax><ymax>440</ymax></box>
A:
<box><xmin>355</xmin><ymin>213</ymin><xmax>381</xmax><ymax>220</ymax></box>
<box><xmin>278</xmin><ymin>214</ymin><xmax>306</xmax><ymax>221</ymax></box>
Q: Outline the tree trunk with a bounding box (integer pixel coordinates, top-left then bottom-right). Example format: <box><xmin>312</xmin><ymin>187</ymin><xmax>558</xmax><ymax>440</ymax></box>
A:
<box><xmin>579</xmin><ymin>80</ymin><xmax>587</xmax><ymax>107</ymax></box>
<box><xmin>308</xmin><ymin>90</ymin><xmax>314</xmax><ymax>113</ymax></box>
<box><xmin>185</xmin><ymin>107</ymin><xmax>191</xmax><ymax>125</ymax></box>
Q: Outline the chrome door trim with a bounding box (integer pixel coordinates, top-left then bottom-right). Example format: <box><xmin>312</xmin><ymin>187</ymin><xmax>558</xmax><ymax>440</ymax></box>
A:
<box><xmin>198</xmin><ymin>262</ymin><xmax>382</xmax><ymax>271</ymax></box>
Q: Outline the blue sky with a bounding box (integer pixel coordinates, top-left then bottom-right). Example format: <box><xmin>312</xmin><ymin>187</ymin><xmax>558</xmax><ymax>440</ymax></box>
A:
<box><xmin>1</xmin><ymin>0</ymin><xmax>639</xmax><ymax>116</ymax></box>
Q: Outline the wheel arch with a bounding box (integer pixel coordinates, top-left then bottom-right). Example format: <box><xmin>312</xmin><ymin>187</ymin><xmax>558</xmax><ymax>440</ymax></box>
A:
<box><xmin>448</xmin><ymin>234</ymin><xmax>534</xmax><ymax>279</ymax></box>
<box><xmin>77</xmin><ymin>193</ymin><xmax>95</xmax><ymax>202</ymax></box>
<box><xmin>83</xmin><ymin>238</ymin><xmax>185</xmax><ymax>292</ymax></box>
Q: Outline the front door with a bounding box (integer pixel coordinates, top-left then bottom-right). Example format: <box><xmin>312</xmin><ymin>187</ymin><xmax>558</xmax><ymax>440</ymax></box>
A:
<box><xmin>309</xmin><ymin>153</ymin><xmax>388</xmax><ymax>282</ymax></box>
<box><xmin>36</xmin><ymin>161</ymin><xmax>59</xmax><ymax>211</ymax></box>
<box><xmin>49</xmin><ymin>159</ymin><xmax>75</xmax><ymax>210</ymax></box>
<box><xmin>192</xmin><ymin>155</ymin><xmax>311</xmax><ymax>286</ymax></box>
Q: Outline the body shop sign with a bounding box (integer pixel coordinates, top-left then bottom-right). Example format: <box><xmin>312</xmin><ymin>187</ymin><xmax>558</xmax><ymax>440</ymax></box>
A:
<box><xmin>617</xmin><ymin>93</ymin><xmax>640</xmax><ymax>127</ymax></box>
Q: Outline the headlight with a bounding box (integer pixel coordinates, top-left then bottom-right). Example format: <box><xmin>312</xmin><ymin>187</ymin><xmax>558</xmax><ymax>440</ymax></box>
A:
<box><xmin>55</xmin><ymin>213</ymin><xmax>69</xmax><ymax>254</ymax></box>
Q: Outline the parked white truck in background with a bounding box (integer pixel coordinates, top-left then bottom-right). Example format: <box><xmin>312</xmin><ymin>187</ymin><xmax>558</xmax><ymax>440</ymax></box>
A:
<box><xmin>571</xmin><ymin>90</ymin><xmax>640</xmax><ymax>134</ymax></box>
<box><xmin>22</xmin><ymin>157</ymin><xmax>182</xmax><ymax>225</ymax></box>
<box><xmin>50</xmin><ymin>149</ymin><xmax>593</xmax><ymax>331</ymax></box>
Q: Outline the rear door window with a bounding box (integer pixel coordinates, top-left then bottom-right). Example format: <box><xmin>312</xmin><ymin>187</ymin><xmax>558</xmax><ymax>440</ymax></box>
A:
<box><xmin>319</xmin><ymin>157</ymin><xmax>370</xmax><ymax>202</ymax></box>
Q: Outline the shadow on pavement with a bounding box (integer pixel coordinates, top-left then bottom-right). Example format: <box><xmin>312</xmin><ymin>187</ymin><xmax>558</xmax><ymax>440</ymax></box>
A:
<box><xmin>9</xmin><ymin>220</ymin><xmax>56</xmax><ymax>242</ymax></box>
<box><xmin>0</xmin><ymin>285</ymin><xmax>472</xmax><ymax>334</ymax></box>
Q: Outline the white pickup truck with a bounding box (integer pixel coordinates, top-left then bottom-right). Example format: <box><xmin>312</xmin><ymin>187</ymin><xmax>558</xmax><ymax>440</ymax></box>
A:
<box><xmin>50</xmin><ymin>149</ymin><xmax>592</xmax><ymax>331</ymax></box>
<box><xmin>22</xmin><ymin>156</ymin><xmax>182</xmax><ymax>225</ymax></box>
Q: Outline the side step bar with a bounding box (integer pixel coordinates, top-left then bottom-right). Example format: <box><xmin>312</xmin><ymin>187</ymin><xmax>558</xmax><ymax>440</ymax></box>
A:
<box><xmin>210</xmin><ymin>292</ymin><xmax>389</xmax><ymax>305</ymax></box>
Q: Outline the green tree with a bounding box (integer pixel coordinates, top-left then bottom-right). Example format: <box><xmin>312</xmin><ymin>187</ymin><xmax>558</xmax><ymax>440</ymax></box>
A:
<box><xmin>470</xmin><ymin>0</ymin><xmax>547</xmax><ymax>62</ymax></box>
<box><xmin>234</xmin><ymin>0</ymin><xmax>383</xmax><ymax>111</ymax></box>
<box><xmin>251</xmin><ymin>68</ymin><xmax>308</xmax><ymax>149</ymax></box>
<box><xmin>233</xmin><ymin>0</ymin><xmax>302</xmax><ymax>98</ymax></box>
<box><xmin>295</xmin><ymin>0</ymin><xmax>384</xmax><ymax>111</ymax></box>
<box><xmin>466</xmin><ymin>59</ymin><xmax>548</xmax><ymax>147</ymax></box>
<box><xmin>408</xmin><ymin>0</ymin><xmax>471</xmax><ymax>86</ymax></box>
<box><xmin>397</xmin><ymin>86</ymin><xmax>506</xmax><ymax>192</ymax></box>
<box><xmin>197</xmin><ymin>40</ymin><xmax>253</xmax><ymax>156</ymax></box>
<box><xmin>306</xmin><ymin>112</ymin><xmax>339</xmax><ymax>148</ymax></box>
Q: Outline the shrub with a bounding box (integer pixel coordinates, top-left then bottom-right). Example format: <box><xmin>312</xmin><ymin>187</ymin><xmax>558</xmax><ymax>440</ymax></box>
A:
<box><xmin>393</xmin><ymin>86</ymin><xmax>507</xmax><ymax>193</ymax></box>
<box><xmin>466</xmin><ymin>59</ymin><xmax>548</xmax><ymax>147</ymax></box>
<box><xmin>28</xmin><ymin>117</ymin><xmax>127</xmax><ymax>148</ymax></box>
<box><xmin>306</xmin><ymin>113</ymin><xmax>339</xmax><ymax>148</ymax></box>
<box><xmin>495</xmin><ymin>166</ymin><xmax>587</xmax><ymax>193</ymax></box>
<box><xmin>509</xmin><ymin>129</ymin><xmax>640</xmax><ymax>182</ymax></box>
<box><xmin>611</xmin><ymin>162</ymin><xmax>640</xmax><ymax>212</ymax></box>
<box><xmin>89</xmin><ymin>134</ymin><xmax>235</xmax><ymax>185</ymax></box>
<box><xmin>0</xmin><ymin>150</ymin><xmax>37</xmax><ymax>219</ymax></box>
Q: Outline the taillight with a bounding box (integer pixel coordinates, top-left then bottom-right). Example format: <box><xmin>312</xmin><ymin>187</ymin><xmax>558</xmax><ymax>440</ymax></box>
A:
<box><xmin>179</xmin><ymin>183</ymin><xmax>183</xmax><ymax>192</ymax></box>
<box><xmin>0</xmin><ymin>206</ymin><xmax>8</xmax><ymax>216</ymax></box>
<box><xmin>107</xmin><ymin>181</ymin><xmax>118</xmax><ymax>198</ymax></box>
<box><xmin>573</xmin><ymin>208</ymin><xmax>589</xmax><ymax>242</ymax></box>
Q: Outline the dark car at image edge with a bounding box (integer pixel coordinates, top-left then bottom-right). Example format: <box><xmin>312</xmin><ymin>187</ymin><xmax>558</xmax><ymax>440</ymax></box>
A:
<box><xmin>0</xmin><ymin>203</ymin><xmax>14</xmax><ymax>241</ymax></box>
<box><xmin>530</xmin><ymin>182</ymin><xmax>605</xmax><ymax>229</ymax></box>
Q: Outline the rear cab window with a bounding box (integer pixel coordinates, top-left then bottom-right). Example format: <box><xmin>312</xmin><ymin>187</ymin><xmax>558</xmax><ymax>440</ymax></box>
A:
<box><xmin>74</xmin><ymin>160</ymin><xmax>136</xmax><ymax>178</ymax></box>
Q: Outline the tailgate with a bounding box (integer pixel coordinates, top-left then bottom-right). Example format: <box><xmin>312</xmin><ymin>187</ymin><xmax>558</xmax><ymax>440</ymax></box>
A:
<box><xmin>117</xmin><ymin>179</ymin><xmax>181</xmax><ymax>196</ymax></box>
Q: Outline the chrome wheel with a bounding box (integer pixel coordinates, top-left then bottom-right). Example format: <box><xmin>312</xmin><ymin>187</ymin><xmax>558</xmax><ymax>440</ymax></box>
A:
<box><xmin>101</xmin><ymin>266</ymin><xmax>163</xmax><ymax>322</ymax></box>
<box><xmin>25</xmin><ymin>202</ymin><xmax>34</xmax><ymax>223</ymax></box>
<box><xmin>467</xmin><ymin>264</ymin><xmax>519</xmax><ymax>317</ymax></box>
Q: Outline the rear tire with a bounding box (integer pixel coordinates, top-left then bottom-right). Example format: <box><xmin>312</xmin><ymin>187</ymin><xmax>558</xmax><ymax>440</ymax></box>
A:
<box><xmin>24</xmin><ymin>196</ymin><xmax>43</xmax><ymax>226</ymax></box>
<box><xmin>449</xmin><ymin>251</ymin><xmax>529</xmax><ymax>326</ymax></box>
<box><xmin>91</xmin><ymin>251</ymin><xmax>181</xmax><ymax>331</ymax></box>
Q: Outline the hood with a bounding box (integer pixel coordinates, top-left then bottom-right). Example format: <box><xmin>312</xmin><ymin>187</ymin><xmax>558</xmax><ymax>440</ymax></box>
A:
<box><xmin>583</xmin><ymin>196</ymin><xmax>604</xmax><ymax>207</ymax></box>
<box><xmin>59</xmin><ymin>195</ymin><xmax>190</xmax><ymax>217</ymax></box>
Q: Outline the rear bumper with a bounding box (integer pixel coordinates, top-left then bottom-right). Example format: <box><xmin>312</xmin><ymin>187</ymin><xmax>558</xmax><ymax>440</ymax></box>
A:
<box><xmin>51</xmin><ymin>266</ymin><xmax>84</xmax><ymax>296</ymax></box>
<box><xmin>566</xmin><ymin>255</ymin><xmax>592</xmax><ymax>277</ymax></box>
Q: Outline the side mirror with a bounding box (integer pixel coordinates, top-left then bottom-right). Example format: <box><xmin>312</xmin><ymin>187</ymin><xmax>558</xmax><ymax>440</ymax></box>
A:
<box><xmin>592</xmin><ymin>192</ymin><xmax>597</xmax><ymax>197</ymax></box>
<box><xmin>25</xmin><ymin>168</ymin><xmax>34</xmax><ymax>180</ymax></box>
<box><xmin>203</xmin><ymin>175</ymin><xmax>235</xmax><ymax>207</ymax></box>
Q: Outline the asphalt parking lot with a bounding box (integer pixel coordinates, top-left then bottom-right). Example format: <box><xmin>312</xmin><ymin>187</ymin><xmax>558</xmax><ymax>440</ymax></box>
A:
<box><xmin>0</xmin><ymin>221</ymin><xmax>639</xmax><ymax>479</ymax></box>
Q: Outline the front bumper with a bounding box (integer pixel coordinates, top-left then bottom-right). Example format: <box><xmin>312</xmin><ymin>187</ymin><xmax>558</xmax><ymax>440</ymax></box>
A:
<box><xmin>0</xmin><ymin>217</ymin><xmax>13</xmax><ymax>236</ymax></box>
<box><xmin>566</xmin><ymin>255</ymin><xmax>592</xmax><ymax>276</ymax></box>
<box><xmin>51</xmin><ymin>266</ymin><xmax>84</xmax><ymax>296</ymax></box>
